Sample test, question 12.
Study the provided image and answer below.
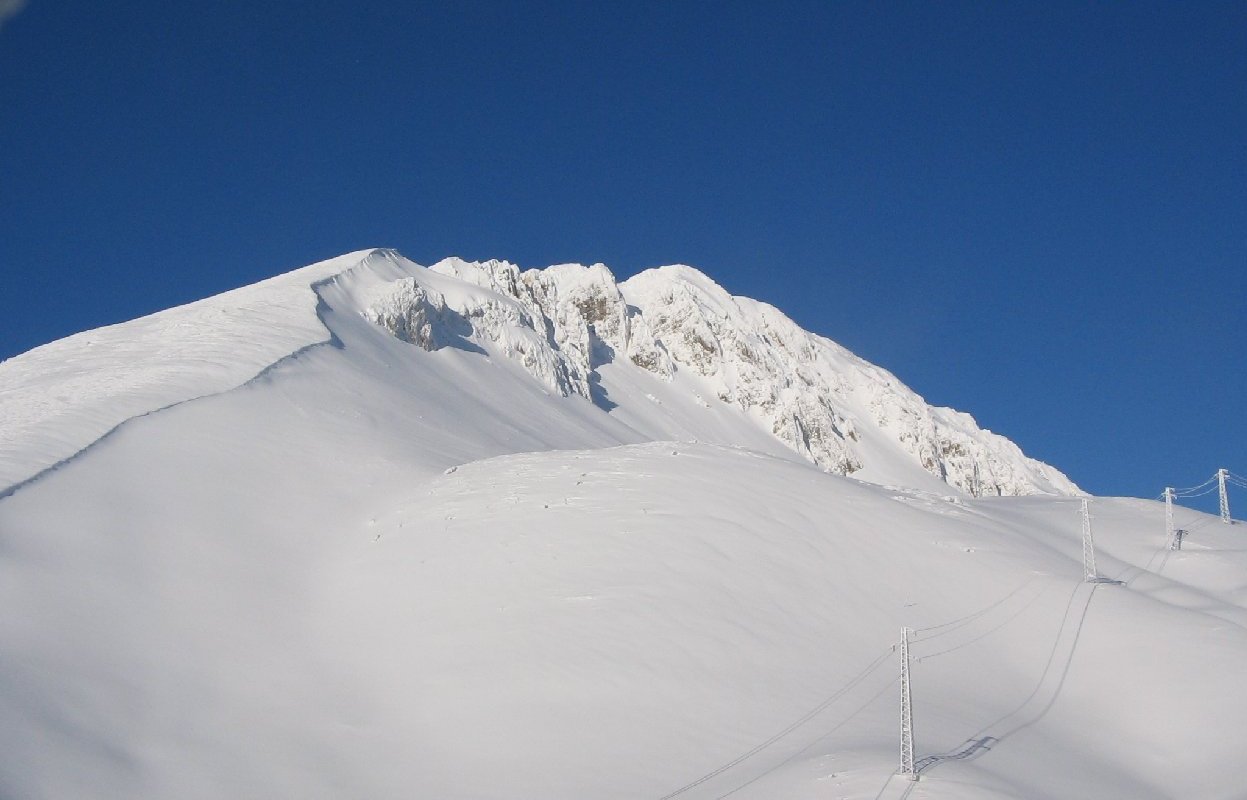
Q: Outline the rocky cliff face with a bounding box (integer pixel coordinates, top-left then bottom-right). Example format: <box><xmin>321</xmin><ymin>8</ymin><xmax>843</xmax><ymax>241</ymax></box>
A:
<box><xmin>361</xmin><ymin>254</ymin><xmax>1079</xmax><ymax>497</ymax></box>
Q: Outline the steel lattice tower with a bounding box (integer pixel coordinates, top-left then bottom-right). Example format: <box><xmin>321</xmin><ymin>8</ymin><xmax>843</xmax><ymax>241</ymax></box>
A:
<box><xmin>1219</xmin><ymin>469</ymin><xmax>1231</xmax><ymax>524</ymax></box>
<box><xmin>1165</xmin><ymin>487</ymin><xmax>1179</xmax><ymax>550</ymax></box>
<box><xmin>1081</xmin><ymin>499</ymin><xmax>1099</xmax><ymax>582</ymax></box>
<box><xmin>899</xmin><ymin>627</ymin><xmax>916</xmax><ymax>780</ymax></box>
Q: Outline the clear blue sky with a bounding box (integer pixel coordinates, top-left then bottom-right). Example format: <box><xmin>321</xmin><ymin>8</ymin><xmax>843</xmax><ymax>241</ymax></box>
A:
<box><xmin>1</xmin><ymin>1</ymin><xmax>1243</xmax><ymax>505</ymax></box>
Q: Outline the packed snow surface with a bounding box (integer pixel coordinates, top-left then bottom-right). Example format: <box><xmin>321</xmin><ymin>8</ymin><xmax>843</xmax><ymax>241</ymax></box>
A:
<box><xmin>0</xmin><ymin>249</ymin><xmax>1242</xmax><ymax>799</ymax></box>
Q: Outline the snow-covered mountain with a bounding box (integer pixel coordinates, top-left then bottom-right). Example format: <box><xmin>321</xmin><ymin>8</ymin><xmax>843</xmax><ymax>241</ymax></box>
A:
<box><xmin>1</xmin><ymin>249</ymin><xmax>1241</xmax><ymax>800</ymax></box>
<box><xmin>1</xmin><ymin>248</ymin><xmax>1076</xmax><ymax>498</ymax></box>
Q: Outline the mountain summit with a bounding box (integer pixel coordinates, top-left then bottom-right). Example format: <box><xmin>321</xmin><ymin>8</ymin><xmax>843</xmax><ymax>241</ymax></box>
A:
<box><xmin>2</xmin><ymin>248</ymin><xmax>1075</xmax><ymax>497</ymax></box>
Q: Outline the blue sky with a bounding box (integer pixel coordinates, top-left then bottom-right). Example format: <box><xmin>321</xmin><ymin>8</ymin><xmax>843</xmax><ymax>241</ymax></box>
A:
<box><xmin>1</xmin><ymin>2</ymin><xmax>1243</xmax><ymax>505</ymax></box>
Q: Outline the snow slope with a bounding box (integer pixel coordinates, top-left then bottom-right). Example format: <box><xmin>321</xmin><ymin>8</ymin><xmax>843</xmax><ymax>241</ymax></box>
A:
<box><xmin>0</xmin><ymin>249</ymin><xmax>1241</xmax><ymax>800</ymax></box>
<box><xmin>0</xmin><ymin>250</ymin><xmax>370</xmax><ymax>491</ymax></box>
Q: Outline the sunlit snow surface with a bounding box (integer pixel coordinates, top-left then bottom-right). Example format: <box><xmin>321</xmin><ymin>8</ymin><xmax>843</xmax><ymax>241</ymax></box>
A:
<box><xmin>0</xmin><ymin>250</ymin><xmax>1242</xmax><ymax>799</ymax></box>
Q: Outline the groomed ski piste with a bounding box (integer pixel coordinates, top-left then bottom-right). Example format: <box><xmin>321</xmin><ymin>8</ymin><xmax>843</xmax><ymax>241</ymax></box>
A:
<box><xmin>1</xmin><ymin>249</ymin><xmax>1243</xmax><ymax>799</ymax></box>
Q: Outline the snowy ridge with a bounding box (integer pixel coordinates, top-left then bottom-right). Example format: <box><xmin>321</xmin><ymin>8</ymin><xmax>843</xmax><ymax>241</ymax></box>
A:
<box><xmin>1</xmin><ymin>249</ymin><xmax>1075</xmax><ymax>498</ymax></box>
<box><xmin>0</xmin><ymin>250</ymin><xmax>374</xmax><ymax>490</ymax></box>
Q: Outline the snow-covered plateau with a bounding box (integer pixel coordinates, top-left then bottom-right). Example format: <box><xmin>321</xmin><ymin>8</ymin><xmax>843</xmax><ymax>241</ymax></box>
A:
<box><xmin>0</xmin><ymin>249</ymin><xmax>1242</xmax><ymax>799</ymax></box>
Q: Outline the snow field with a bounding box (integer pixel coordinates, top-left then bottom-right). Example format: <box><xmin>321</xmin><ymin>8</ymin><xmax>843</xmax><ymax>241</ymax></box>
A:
<box><xmin>0</xmin><ymin>249</ymin><xmax>1243</xmax><ymax>798</ymax></box>
<box><xmin>3</xmin><ymin>422</ymin><xmax>1243</xmax><ymax>797</ymax></box>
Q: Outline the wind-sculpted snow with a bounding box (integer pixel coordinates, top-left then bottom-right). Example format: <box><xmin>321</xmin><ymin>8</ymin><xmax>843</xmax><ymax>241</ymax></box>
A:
<box><xmin>0</xmin><ymin>250</ymin><xmax>374</xmax><ymax>490</ymax></box>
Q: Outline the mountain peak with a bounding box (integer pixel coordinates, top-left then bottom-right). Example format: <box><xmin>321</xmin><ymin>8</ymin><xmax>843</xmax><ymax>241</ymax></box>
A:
<box><xmin>1</xmin><ymin>249</ymin><xmax>1079</xmax><ymax>498</ymax></box>
<box><xmin>361</xmin><ymin>253</ymin><xmax>1078</xmax><ymax>496</ymax></box>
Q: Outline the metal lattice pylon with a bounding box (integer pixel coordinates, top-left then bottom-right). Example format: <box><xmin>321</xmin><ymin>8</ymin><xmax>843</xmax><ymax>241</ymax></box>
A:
<box><xmin>899</xmin><ymin>626</ymin><xmax>916</xmax><ymax>780</ymax></box>
<box><xmin>1219</xmin><ymin>469</ymin><xmax>1231</xmax><ymax>524</ymax></box>
<box><xmin>1081</xmin><ymin>499</ymin><xmax>1098</xmax><ymax>582</ymax></box>
<box><xmin>1165</xmin><ymin>487</ymin><xmax>1179</xmax><ymax>550</ymax></box>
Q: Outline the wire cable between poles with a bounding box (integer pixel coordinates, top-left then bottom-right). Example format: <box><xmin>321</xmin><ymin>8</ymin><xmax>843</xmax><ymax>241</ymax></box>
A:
<box><xmin>911</xmin><ymin>576</ymin><xmax>1041</xmax><ymax>642</ymax></box>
